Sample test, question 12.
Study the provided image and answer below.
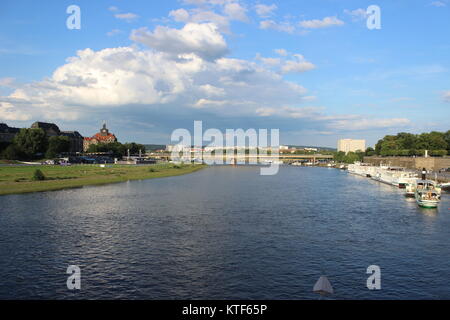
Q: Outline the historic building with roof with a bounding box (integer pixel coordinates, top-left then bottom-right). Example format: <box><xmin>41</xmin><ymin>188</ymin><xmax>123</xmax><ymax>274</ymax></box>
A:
<box><xmin>31</xmin><ymin>121</ymin><xmax>84</xmax><ymax>153</ymax></box>
<box><xmin>31</xmin><ymin>122</ymin><xmax>61</xmax><ymax>136</ymax></box>
<box><xmin>60</xmin><ymin>131</ymin><xmax>84</xmax><ymax>154</ymax></box>
<box><xmin>83</xmin><ymin>123</ymin><xmax>118</xmax><ymax>152</ymax></box>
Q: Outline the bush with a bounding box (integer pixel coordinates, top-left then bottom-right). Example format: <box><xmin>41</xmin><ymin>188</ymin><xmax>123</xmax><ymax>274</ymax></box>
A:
<box><xmin>2</xmin><ymin>144</ymin><xmax>24</xmax><ymax>160</ymax></box>
<box><xmin>149</xmin><ymin>168</ymin><xmax>158</xmax><ymax>172</ymax></box>
<box><xmin>430</xmin><ymin>150</ymin><xmax>447</xmax><ymax>157</ymax></box>
<box><xmin>32</xmin><ymin>169</ymin><xmax>46</xmax><ymax>181</ymax></box>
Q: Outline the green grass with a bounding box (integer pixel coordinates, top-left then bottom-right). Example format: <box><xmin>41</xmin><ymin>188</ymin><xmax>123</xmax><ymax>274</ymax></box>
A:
<box><xmin>0</xmin><ymin>163</ymin><xmax>206</xmax><ymax>196</ymax></box>
<box><xmin>0</xmin><ymin>159</ymin><xmax>21</xmax><ymax>164</ymax></box>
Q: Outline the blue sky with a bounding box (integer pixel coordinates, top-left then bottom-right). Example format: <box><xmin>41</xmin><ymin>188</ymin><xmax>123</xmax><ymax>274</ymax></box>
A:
<box><xmin>0</xmin><ymin>0</ymin><xmax>449</xmax><ymax>147</ymax></box>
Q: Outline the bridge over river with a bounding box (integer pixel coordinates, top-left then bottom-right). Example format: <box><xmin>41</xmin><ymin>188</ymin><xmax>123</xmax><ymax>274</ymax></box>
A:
<box><xmin>147</xmin><ymin>153</ymin><xmax>334</xmax><ymax>164</ymax></box>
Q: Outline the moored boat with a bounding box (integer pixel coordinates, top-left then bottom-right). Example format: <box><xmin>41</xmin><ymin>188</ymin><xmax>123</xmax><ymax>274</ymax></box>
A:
<box><xmin>415</xmin><ymin>180</ymin><xmax>441</xmax><ymax>208</ymax></box>
<box><xmin>439</xmin><ymin>182</ymin><xmax>450</xmax><ymax>192</ymax></box>
<box><xmin>405</xmin><ymin>182</ymin><xmax>416</xmax><ymax>197</ymax></box>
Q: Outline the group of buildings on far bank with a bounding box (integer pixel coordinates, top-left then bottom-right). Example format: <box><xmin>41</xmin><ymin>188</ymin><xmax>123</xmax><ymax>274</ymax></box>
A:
<box><xmin>166</xmin><ymin>140</ymin><xmax>366</xmax><ymax>154</ymax></box>
<box><xmin>0</xmin><ymin>122</ymin><xmax>118</xmax><ymax>153</ymax></box>
<box><xmin>2</xmin><ymin>121</ymin><xmax>367</xmax><ymax>155</ymax></box>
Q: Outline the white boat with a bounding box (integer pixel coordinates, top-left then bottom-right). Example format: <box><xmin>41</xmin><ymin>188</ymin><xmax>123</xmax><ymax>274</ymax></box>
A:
<box><xmin>439</xmin><ymin>182</ymin><xmax>450</xmax><ymax>192</ymax></box>
<box><xmin>348</xmin><ymin>162</ymin><xmax>373</xmax><ymax>177</ymax></box>
<box><xmin>370</xmin><ymin>164</ymin><xmax>390</xmax><ymax>182</ymax></box>
<box><xmin>405</xmin><ymin>182</ymin><xmax>416</xmax><ymax>197</ymax></box>
<box><xmin>391</xmin><ymin>171</ymin><xmax>418</xmax><ymax>189</ymax></box>
<box><xmin>415</xmin><ymin>180</ymin><xmax>441</xmax><ymax>208</ymax></box>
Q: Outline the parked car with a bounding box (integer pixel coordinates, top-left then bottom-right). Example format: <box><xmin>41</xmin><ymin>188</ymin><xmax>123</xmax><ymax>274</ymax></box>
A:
<box><xmin>42</xmin><ymin>160</ymin><xmax>58</xmax><ymax>165</ymax></box>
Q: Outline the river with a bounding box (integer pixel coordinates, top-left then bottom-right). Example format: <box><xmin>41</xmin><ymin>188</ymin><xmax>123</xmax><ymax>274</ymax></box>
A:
<box><xmin>0</xmin><ymin>166</ymin><xmax>449</xmax><ymax>299</ymax></box>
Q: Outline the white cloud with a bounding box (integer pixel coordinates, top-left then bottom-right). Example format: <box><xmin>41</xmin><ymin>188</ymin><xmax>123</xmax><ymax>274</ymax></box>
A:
<box><xmin>106</xmin><ymin>29</ymin><xmax>123</xmax><ymax>37</ymax></box>
<box><xmin>1</xmin><ymin>19</ymin><xmax>411</xmax><ymax>135</ymax></box>
<box><xmin>193</xmin><ymin>98</ymin><xmax>228</xmax><ymax>108</ymax></box>
<box><xmin>199</xmin><ymin>84</ymin><xmax>226</xmax><ymax>97</ymax></box>
<box><xmin>130</xmin><ymin>23</ymin><xmax>228</xmax><ymax>61</ymax></box>
<box><xmin>282</xmin><ymin>54</ymin><xmax>316</xmax><ymax>74</ymax></box>
<box><xmin>299</xmin><ymin>16</ymin><xmax>344</xmax><ymax>29</ymax></box>
<box><xmin>0</xmin><ymin>101</ymin><xmax>32</xmax><ymax>121</ymax></box>
<box><xmin>254</xmin><ymin>106</ymin><xmax>410</xmax><ymax>132</ymax></box>
<box><xmin>0</xmin><ymin>39</ymin><xmax>311</xmax><ymax>122</ymax></box>
<box><xmin>255</xmin><ymin>4</ymin><xmax>277</xmax><ymax>18</ymax></box>
<box><xmin>256</xmin><ymin>106</ymin><xmax>323</xmax><ymax>118</ymax></box>
<box><xmin>181</xmin><ymin>0</ymin><xmax>240</xmax><ymax>6</ymax></box>
<box><xmin>274</xmin><ymin>49</ymin><xmax>288</xmax><ymax>56</ymax></box>
<box><xmin>256</xmin><ymin>52</ymin><xmax>315</xmax><ymax>74</ymax></box>
<box><xmin>0</xmin><ymin>77</ymin><xmax>15</xmax><ymax>87</ymax></box>
<box><xmin>343</xmin><ymin>8</ymin><xmax>367</xmax><ymax>21</ymax></box>
<box><xmin>259</xmin><ymin>20</ymin><xmax>294</xmax><ymax>33</ymax></box>
<box><xmin>431</xmin><ymin>1</ymin><xmax>447</xmax><ymax>7</ymax></box>
<box><xmin>443</xmin><ymin>90</ymin><xmax>450</xmax><ymax>102</ymax></box>
<box><xmin>169</xmin><ymin>0</ymin><xmax>249</xmax><ymax>33</ymax></box>
<box><xmin>255</xmin><ymin>54</ymin><xmax>281</xmax><ymax>66</ymax></box>
<box><xmin>282</xmin><ymin>60</ymin><xmax>315</xmax><ymax>74</ymax></box>
<box><xmin>327</xmin><ymin>117</ymin><xmax>411</xmax><ymax>131</ymax></box>
<box><xmin>108</xmin><ymin>6</ymin><xmax>119</xmax><ymax>12</ymax></box>
<box><xmin>169</xmin><ymin>8</ymin><xmax>191</xmax><ymax>22</ymax></box>
<box><xmin>114</xmin><ymin>13</ymin><xmax>139</xmax><ymax>22</ymax></box>
<box><xmin>223</xmin><ymin>2</ymin><xmax>248</xmax><ymax>22</ymax></box>
<box><xmin>170</xmin><ymin>8</ymin><xmax>231</xmax><ymax>33</ymax></box>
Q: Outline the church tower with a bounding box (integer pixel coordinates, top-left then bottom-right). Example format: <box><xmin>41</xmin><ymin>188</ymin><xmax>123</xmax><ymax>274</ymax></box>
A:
<box><xmin>100</xmin><ymin>122</ymin><xmax>109</xmax><ymax>136</ymax></box>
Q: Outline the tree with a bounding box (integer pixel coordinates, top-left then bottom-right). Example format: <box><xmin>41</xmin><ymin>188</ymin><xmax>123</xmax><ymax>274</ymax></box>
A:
<box><xmin>46</xmin><ymin>136</ymin><xmax>71</xmax><ymax>158</ymax></box>
<box><xmin>2</xmin><ymin>144</ymin><xmax>24</xmax><ymax>160</ymax></box>
<box><xmin>13</xmin><ymin>128</ymin><xmax>48</xmax><ymax>159</ymax></box>
<box><xmin>396</xmin><ymin>132</ymin><xmax>417</xmax><ymax>150</ymax></box>
<box><xmin>87</xmin><ymin>142</ymin><xmax>146</xmax><ymax>157</ymax></box>
<box><xmin>122</xmin><ymin>142</ymin><xmax>146</xmax><ymax>155</ymax></box>
<box><xmin>334</xmin><ymin>151</ymin><xmax>346</xmax><ymax>163</ymax></box>
<box><xmin>0</xmin><ymin>141</ymin><xmax>10</xmax><ymax>156</ymax></box>
<box><xmin>365</xmin><ymin>147</ymin><xmax>376</xmax><ymax>156</ymax></box>
<box><xmin>374</xmin><ymin>130</ymin><xmax>449</xmax><ymax>156</ymax></box>
<box><xmin>32</xmin><ymin>169</ymin><xmax>46</xmax><ymax>181</ymax></box>
<box><xmin>444</xmin><ymin>130</ymin><xmax>450</xmax><ymax>152</ymax></box>
<box><xmin>428</xmin><ymin>131</ymin><xmax>447</xmax><ymax>150</ymax></box>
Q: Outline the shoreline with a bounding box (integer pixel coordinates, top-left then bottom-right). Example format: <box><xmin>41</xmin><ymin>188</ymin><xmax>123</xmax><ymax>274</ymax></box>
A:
<box><xmin>0</xmin><ymin>163</ymin><xmax>206</xmax><ymax>196</ymax></box>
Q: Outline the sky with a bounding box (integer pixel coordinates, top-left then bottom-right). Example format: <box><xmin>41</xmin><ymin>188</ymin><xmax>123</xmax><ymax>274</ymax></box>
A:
<box><xmin>0</xmin><ymin>0</ymin><xmax>449</xmax><ymax>148</ymax></box>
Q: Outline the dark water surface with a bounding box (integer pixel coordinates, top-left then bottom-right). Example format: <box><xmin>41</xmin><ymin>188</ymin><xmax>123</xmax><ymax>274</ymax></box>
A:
<box><xmin>1</xmin><ymin>166</ymin><xmax>450</xmax><ymax>300</ymax></box>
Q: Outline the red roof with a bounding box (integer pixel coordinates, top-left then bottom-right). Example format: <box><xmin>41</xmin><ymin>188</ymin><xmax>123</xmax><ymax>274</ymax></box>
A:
<box><xmin>84</xmin><ymin>133</ymin><xmax>116</xmax><ymax>141</ymax></box>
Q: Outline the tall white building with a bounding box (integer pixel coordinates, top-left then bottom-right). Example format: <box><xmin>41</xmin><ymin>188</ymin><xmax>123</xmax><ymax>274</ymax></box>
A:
<box><xmin>337</xmin><ymin>139</ymin><xmax>366</xmax><ymax>154</ymax></box>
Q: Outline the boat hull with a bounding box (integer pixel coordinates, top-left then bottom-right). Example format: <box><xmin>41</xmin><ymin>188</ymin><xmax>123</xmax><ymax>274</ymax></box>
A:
<box><xmin>416</xmin><ymin>199</ymin><xmax>439</xmax><ymax>208</ymax></box>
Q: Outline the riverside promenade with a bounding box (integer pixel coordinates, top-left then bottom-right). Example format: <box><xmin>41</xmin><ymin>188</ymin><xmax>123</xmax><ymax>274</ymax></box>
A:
<box><xmin>364</xmin><ymin>156</ymin><xmax>450</xmax><ymax>172</ymax></box>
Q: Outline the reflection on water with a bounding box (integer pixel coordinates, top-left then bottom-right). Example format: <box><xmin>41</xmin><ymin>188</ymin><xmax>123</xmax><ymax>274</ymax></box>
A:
<box><xmin>0</xmin><ymin>166</ymin><xmax>449</xmax><ymax>300</ymax></box>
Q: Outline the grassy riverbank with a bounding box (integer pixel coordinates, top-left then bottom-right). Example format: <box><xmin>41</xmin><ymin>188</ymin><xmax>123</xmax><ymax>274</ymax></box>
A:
<box><xmin>0</xmin><ymin>163</ymin><xmax>206</xmax><ymax>196</ymax></box>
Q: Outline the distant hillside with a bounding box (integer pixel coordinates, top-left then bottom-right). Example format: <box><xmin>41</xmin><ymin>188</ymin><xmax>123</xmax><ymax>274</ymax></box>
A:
<box><xmin>144</xmin><ymin>144</ymin><xmax>166</xmax><ymax>151</ymax></box>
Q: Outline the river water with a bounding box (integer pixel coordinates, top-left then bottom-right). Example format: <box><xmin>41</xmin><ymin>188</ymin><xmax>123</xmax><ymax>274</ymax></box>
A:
<box><xmin>0</xmin><ymin>166</ymin><xmax>449</xmax><ymax>300</ymax></box>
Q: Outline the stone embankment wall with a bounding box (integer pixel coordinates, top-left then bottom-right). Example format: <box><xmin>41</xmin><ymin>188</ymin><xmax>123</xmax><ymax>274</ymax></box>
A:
<box><xmin>363</xmin><ymin>156</ymin><xmax>450</xmax><ymax>171</ymax></box>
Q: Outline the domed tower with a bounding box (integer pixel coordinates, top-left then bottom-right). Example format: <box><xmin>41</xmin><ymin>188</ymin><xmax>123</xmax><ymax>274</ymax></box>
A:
<box><xmin>100</xmin><ymin>122</ymin><xmax>109</xmax><ymax>136</ymax></box>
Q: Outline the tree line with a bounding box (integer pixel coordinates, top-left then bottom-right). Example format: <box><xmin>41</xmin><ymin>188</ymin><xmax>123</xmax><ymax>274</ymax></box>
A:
<box><xmin>372</xmin><ymin>131</ymin><xmax>450</xmax><ymax>157</ymax></box>
<box><xmin>334</xmin><ymin>151</ymin><xmax>365</xmax><ymax>164</ymax></box>
<box><xmin>333</xmin><ymin>130</ymin><xmax>450</xmax><ymax>163</ymax></box>
<box><xmin>86</xmin><ymin>142</ymin><xmax>146</xmax><ymax>157</ymax></box>
<box><xmin>0</xmin><ymin>128</ymin><xmax>145</xmax><ymax>160</ymax></box>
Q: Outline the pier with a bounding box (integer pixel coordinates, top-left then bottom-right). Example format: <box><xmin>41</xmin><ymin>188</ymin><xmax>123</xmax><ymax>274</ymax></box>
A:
<box><xmin>364</xmin><ymin>156</ymin><xmax>450</xmax><ymax>172</ymax></box>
